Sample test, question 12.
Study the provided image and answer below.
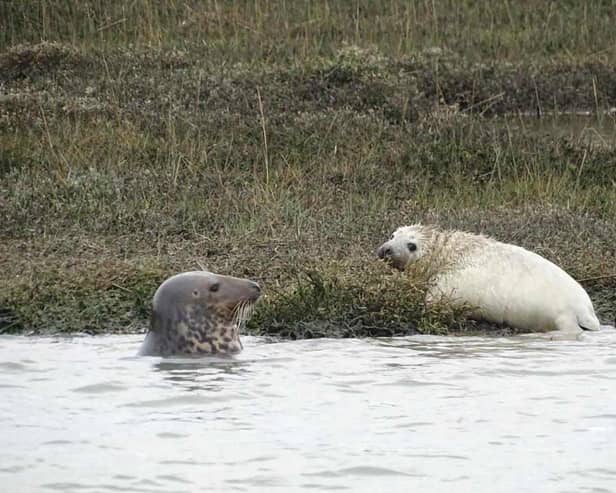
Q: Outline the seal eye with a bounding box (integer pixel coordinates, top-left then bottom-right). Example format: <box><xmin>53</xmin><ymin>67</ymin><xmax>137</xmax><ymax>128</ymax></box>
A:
<box><xmin>209</xmin><ymin>283</ymin><xmax>220</xmax><ymax>293</ymax></box>
<box><xmin>407</xmin><ymin>242</ymin><xmax>417</xmax><ymax>252</ymax></box>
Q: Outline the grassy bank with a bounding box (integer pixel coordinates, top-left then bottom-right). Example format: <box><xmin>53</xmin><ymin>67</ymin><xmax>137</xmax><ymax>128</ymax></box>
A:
<box><xmin>1</xmin><ymin>1</ymin><xmax>615</xmax><ymax>336</ymax></box>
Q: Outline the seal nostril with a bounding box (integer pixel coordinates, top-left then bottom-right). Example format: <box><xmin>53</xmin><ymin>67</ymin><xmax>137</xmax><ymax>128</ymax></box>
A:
<box><xmin>249</xmin><ymin>282</ymin><xmax>261</xmax><ymax>300</ymax></box>
<box><xmin>377</xmin><ymin>247</ymin><xmax>393</xmax><ymax>259</ymax></box>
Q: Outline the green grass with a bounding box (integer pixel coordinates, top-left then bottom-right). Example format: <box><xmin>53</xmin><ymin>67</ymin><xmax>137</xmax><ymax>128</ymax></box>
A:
<box><xmin>1</xmin><ymin>2</ymin><xmax>616</xmax><ymax>336</ymax></box>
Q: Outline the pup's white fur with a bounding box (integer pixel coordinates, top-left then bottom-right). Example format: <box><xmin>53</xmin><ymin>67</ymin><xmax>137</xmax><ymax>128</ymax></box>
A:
<box><xmin>377</xmin><ymin>224</ymin><xmax>601</xmax><ymax>334</ymax></box>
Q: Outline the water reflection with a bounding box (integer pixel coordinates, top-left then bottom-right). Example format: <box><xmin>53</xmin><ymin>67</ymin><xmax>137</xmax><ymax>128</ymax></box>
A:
<box><xmin>151</xmin><ymin>357</ymin><xmax>253</xmax><ymax>393</ymax></box>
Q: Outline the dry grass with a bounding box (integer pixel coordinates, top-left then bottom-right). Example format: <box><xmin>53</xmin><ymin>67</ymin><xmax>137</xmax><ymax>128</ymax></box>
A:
<box><xmin>2</xmin><ymin>1</ymin><xmax>616</xmax><ymax>64</ymax></box>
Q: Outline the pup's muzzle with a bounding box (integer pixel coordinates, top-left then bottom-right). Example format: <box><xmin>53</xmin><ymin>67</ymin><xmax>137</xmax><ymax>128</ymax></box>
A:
<box><xmin>376</xmin><ymin>245</ymin><xmax>392</xmax><ymax>260</ymax></box>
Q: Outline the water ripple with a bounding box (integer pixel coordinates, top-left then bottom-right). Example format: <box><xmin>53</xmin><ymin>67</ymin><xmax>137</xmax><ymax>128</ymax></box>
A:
<box><xmin>72</xmin><ymin>383</ymin><xmax>126</xmax><ymax>393</ymax></box>
<box><xmin>1</xmin><ymin>333</ymin><xmax>615</xmax><ymax>493</ymax></box>
<box><xmin>303</xmin><ymin>466</ymin><xmax>424</xmax><ymax>477</ymax></box>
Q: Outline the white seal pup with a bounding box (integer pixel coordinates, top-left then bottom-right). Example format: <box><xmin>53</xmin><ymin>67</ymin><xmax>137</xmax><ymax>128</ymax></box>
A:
<box><xmin>376</xmin><ymin>224</ymin><xmax>602</xmax><ymax>335</ymax></box>
<box><xmin>139</xmin><ymin>271</ymin><xmax>261</xmax><ymax>356</ymax></box>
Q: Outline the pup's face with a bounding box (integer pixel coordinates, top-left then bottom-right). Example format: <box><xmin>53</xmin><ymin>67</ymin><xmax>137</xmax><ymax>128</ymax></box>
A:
<box><xmin>376</xmin><ymin>226</ymin><xmax>423</xmax><ymax>271</ymax></box>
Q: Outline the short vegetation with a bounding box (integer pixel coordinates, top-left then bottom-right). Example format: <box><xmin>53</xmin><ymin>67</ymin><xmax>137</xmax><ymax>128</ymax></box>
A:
<box><xmin>1</xmin><ymin>1</ymin><xmax>615</xmax><ymax>336</ymax></box>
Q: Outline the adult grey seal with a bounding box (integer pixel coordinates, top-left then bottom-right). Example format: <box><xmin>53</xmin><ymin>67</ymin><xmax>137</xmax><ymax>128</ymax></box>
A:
<box><xmin>139</xmin><ymin>271</ymin><xmax>261</xmax><ymax>356</ymax></box>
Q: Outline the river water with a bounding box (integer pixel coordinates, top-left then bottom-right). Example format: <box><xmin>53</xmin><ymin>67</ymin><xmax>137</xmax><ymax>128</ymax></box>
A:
<box><xmin>1</xmin><ymin>332</ymin><xmax>615</xmax><ymax>492</ymax></box>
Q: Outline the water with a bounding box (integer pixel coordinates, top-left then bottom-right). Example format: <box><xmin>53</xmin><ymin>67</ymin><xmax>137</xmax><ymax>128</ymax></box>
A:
<box><xmin>1</xmin><ymin>332</ymin><xmax>615</xmax><ymax>492</ymax></box>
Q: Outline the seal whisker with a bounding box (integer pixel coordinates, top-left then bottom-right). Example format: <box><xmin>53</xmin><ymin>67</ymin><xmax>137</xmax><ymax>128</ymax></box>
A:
<box><xmin>231</xmin><ymin>301</ymin><xmax>243</xmax><ymax>320</ymax></box>
<box><xmin>233</xmin><ymin>299</ymin><xmax>255</xmax><ymax>326</ymax></box>
<box><xmin>245</xmin><ymin>301</ymin><xmax>255</xmax><ymax>321</ymax></box>
<box><xmin>232</xmin><ymin>300</ymin><xmax>248</xmax><ymax>325</ymax></box>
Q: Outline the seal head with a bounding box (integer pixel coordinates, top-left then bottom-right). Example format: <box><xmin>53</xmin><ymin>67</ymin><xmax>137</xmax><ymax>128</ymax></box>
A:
<box><xmin>139</xmin><ymin>271</ymin><xmax>261</xmax><ymax>357</ymax></box>
<box><xmin>376</xmin><ymin>225</ymin><xmax>426</xmax><ymax>271</ymax></box>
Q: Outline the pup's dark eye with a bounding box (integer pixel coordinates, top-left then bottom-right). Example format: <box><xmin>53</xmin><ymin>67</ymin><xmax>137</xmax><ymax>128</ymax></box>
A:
<box><xmin>407</xmin><ymin>242</ymin><xmax>417</xmax><ymax>252</ymax></box>
<box><xmin>209</xmin><ymin>283</ymin><xmax>220</xmax><ymax>292</ymax></box>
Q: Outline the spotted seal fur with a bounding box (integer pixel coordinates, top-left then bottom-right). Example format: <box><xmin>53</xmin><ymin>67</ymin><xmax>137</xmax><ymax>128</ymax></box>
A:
<box><xmin>139</xmin><ymin>271</ymin><xmax>261</xmax><ymax>356</ymax></box>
